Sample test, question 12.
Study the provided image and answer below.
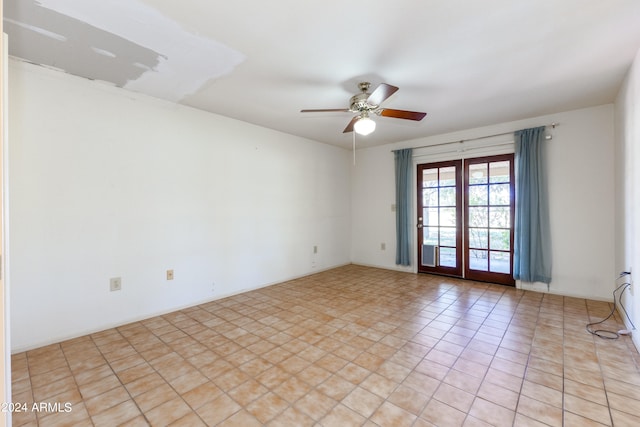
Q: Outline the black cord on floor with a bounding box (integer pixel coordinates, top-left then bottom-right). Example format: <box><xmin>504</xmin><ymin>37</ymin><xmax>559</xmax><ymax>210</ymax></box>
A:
<box><xmin>586</xmin><ymin>278</ymin><xmax>636</xmax><ymax>340</ymax></box>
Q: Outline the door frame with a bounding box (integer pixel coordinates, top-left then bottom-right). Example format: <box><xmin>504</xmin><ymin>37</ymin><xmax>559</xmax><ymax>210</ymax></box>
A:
<box><xmin>415</xmin><ymin>154</ymin><xmax>515</xmax><ymax>286</ymax></box>
<box><xmin>1</xmin><ymin>20</ymin><xmax>10</xmax><ymax>426</ymax></box>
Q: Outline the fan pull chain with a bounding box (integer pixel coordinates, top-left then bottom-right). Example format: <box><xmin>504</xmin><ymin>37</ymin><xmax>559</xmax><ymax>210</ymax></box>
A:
<box><xmin>352</xmin><ymin>131</ymin><xmax>356</xmax><ymax>165</ymax></box>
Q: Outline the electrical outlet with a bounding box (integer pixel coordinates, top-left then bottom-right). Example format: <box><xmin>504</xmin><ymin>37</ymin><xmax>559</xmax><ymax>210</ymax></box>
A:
<box><xmin>110</xmin><ymin>277</ymin><xmax>121</xmax><ymax>292</ymax></box>
<box><xmin>381</xmin><ymin>242</ymin><xmax>386</xmax><ymax>250</ymax></box>
<box><xmin>624</xmin><ymin>268</ymin><xmax>633</xmax><ymax>295</ymax></box>
<box><xmin>313</xmin><ymin>245</ymin><xmax>318</xmax><ymax>254</ymax></box>
<box><xmin>166</xmin><ymin>269</ymin><xmax>174</xmax><ymax>280</ymax></box>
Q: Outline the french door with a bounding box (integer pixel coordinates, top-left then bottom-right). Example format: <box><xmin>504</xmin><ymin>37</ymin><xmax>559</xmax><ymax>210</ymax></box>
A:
<box><xmin>417</xmin><ymin>161</ymin><xmax>463</xmax><ymax>277</ymax></box>
<box><xmin>417</xmin><ymin>154</ymin><xmax>515</xmax><ymax>285</ymax></box>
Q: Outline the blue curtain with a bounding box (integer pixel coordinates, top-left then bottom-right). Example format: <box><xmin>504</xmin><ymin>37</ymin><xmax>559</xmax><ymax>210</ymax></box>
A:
<box><xmin>394</xmin><ymin>148</ymin><xmax>413</xmax><ymax>266</ymax></box>
<box><xmin>514</xmin><ymin>127</ymin><xmax>552</xmax><ymax>284</ymax></box>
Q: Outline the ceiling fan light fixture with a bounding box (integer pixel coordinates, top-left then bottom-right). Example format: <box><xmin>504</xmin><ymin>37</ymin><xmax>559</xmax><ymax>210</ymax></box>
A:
<box><xmin>301</xmin><ymin>82</ymin><xmax>426</xmax><ymax>136</ymax></box>
<box><xmin>354</xmin><ymin>116</ymin><xmax>376</xmax><ymax>135</ymax></box>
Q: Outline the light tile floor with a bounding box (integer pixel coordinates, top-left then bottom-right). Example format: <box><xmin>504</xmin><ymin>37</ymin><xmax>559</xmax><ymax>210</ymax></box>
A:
<box><xmin>11</xmin><ymin>265</ymin><xmax>640</xmax><ymax>426</ymax></box>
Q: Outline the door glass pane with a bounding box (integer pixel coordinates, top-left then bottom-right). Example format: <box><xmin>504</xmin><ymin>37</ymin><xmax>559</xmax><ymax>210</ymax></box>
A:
<box><xmin>440</xmin><ymin>207</ymin><xmax>456</xmax><ymax>227</ymax></box>
<box><xmin>424</xmin><ymin>208</ymin><xmax>439</xmax><ymax>226</ymax></box>
<box><xmin>468</xmin><ymin>228</ymin><xmax>488</xmax><ymax>249</ymax></box>
<box><xmin>489</xmin><ymin>184</ymin><xmax>510</xmax><ymax>205</ymax></box>
<box><xmin>439</xmin><ymin>167</ymin><xmax>456</xmax><ymax>186</ymax></box>
<box><xmin>439</xmin><ymin>187</ymin><xmax>456</xmax><ymax>206</ymax></box>
<box><xmin>440</xmin><ymin>228</ymin><xmax>456</xmax><ymax>246</ymax></box>
<box><xmin>468</xmin><ymin>185</ymin><xmax>488</xmax><ymax>206</ymax></box>
<box><xmin>423</xmin><ymin>169</ymin><xmax>438</xmax><ymax>187</ymax></box>
<box><xmin>468</xmin><ymin>207</ymin><xmax>488</xmax><ymax>227</ymax></box>
<box><xmin>490</xmin><ymin>252</ymin><xmax>510</xmax><ymax>273</ymax></box>
<box><xmin>424</xmin><ymin>227</ymin><xmax>438</xmax><ymax>245</ymax></box>
<box><xmin>423</xmin><ymin>188</ymin><xmax>438</xmax><ymax>206</ymax></box>
<box><xmin>490</xmin><ymin>229</ymin><xmax>510</xmax><ymax>250</ymax></box>
<box><xmin>489</xmin><ymin>207</ymin><xmax>510</xmax><ymax>228</ymax></box>
<box><xmin>469</xmin><ymin>163</ymin><xmax>488</xmax><ymax>184</ymax></box>
<box><xmin>439</xmin><ymin>247</ymin><xmax>456</xmax><ymax>267</ymax></box>
<box><xmin>469</xmin><ymin>249</ymin><xmax>488</xmax><ymax>270</ymax></box>
<box><xmin>489</xmin><ymin>161</ymin><xmax>510</xmax><ymax>183</ymax></box>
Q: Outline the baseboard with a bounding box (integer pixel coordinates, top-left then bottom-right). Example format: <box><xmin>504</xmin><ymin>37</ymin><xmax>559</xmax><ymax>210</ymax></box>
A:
<box><xmin>12</xmin><ymin>262</ymin><xmax>352</xmax><ymax>354</ymax></box>
<box><xmin>12</xmin><ymin>262</ymin><xmax>620</xmax><ymax>353</ymax></box>
<box><xmin>351</xmin><ymin>261</ymin><xmax>415</xmax><ymax>274</ymax></box>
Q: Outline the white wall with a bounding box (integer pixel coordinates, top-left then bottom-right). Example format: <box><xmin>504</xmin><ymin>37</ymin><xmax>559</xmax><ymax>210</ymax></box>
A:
<box><xmin>615</xmin><ymin>47</ymin><xmax>640</xmax><ymax>350</ymax></box>
<box><xmin>8</xmin><ymin>59</ymin><xmax>352</xmax><ymax>352</ymax></box>
<box><xmin>8</xmin><ymin>54</ymin><xmax>627</xmax><ymax>353</ymax></box>
<box><xmin>352</xmin><ymin>104</ymin><xmax>616</xmax><ymax>301</ymax></box>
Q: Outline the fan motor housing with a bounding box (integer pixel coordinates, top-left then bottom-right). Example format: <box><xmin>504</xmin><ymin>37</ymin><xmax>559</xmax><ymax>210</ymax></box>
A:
<box><xmin>350</xmin><ymin>93</ymin><xmax>377</xmax><ymax>113</ymax></box>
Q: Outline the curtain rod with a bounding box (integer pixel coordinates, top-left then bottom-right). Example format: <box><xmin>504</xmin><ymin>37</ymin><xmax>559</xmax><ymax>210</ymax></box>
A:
<box><xmin>392</xmin><ymin>122</ymin><xmax>558</xmax><ymax>152</ymax></box>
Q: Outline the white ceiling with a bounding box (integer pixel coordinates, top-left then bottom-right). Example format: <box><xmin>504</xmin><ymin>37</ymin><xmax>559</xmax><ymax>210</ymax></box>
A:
<box><xmin>5</xmin><ymin>0</ymin><xmax>640</xmax><ymax>149</ymax></box>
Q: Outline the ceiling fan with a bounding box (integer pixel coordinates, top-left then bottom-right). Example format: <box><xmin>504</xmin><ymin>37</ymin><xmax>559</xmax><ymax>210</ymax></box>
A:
<box><xmin>301</xmin><ymin>82</ymin><xmax>427</xmax><ymax>135</ymax></box>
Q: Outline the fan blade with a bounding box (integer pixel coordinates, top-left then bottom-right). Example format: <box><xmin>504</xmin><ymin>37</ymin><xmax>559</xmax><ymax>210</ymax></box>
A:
<box><xmin>379</xmin><ymin>109</ymin><xmax>427</xmax><ymax>121</ymax></box>
<box><xmin>367</xmin><ymin>83</ymin><xmax>399</xmax><ymax>106</ymax></box>
<box><xmin>301</xmin><ymin>108</ymin><xmax>350</xmax><ymax>113</ymax></box>
<box><xmin>343</xmin><ymin>116</ymin><xmax>359</xmax><ymax>133</ymax></box>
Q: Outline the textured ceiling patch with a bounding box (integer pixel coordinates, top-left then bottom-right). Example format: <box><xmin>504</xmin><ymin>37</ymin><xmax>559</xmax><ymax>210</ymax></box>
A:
<box><xmin>15</xmin><ymin>0</ymin><xmax>246</xmax><ymax>102</ymax></box>
<box><xmin>4</xmin><ymin>0</ymin><xmax>161</xmax><ymax>87</ymax></box>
